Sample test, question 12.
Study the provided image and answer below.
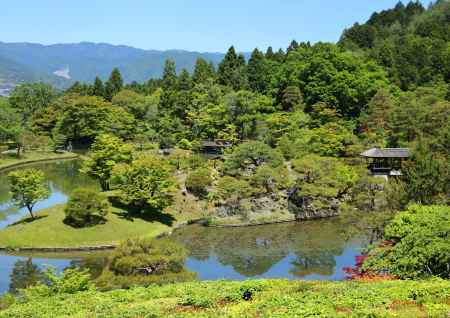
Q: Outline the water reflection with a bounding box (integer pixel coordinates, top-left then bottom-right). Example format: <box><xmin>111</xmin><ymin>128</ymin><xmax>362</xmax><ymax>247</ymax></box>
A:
<box><xmin>171</xmin><ymin>219</ymin><xmax>368</xmax><ymax>280</ymax></box>
<box><xmin>0</xmin><ymin>160</ymin><xmax>98</xmax><ymax>229</ymax></box>
<box><xmin>9</xmin><ymin>258</ymin><xmax>45</xmax><ymax>293</ymax></box>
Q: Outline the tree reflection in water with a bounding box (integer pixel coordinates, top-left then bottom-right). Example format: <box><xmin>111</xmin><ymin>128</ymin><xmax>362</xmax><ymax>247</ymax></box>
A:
<box><xmin>9</xmin><ymin>258</ymin><xmax>45</xmax><ymax>293</ymax></box>
<box><xmin>171</xmin><ymin>215</ymin><xmax>371</xmax><ymax>278</ymax></box>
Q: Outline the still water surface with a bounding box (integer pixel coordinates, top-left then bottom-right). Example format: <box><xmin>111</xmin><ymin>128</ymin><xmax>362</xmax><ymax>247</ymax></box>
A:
<box><xmin>0</xmin><ymin>160</ymin><xmax>368</xmax><ymax>295</ymax></box>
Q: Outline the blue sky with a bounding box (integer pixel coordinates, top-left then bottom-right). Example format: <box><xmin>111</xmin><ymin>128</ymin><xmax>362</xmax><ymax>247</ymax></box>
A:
<box><xmin>1</xmin><ymin>1</ymin><xmax>429</xmax><ymax>52</ymax></box>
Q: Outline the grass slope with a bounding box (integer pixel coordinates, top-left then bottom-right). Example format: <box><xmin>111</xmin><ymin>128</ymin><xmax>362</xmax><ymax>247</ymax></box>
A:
<box><xmin>0</xmin><ymin>205</ymin><xmax>171</xmax><ymax>248</ymax></box>
<box><xmin>1</xmin><ymin>279</ymin><xmax>449</xmax><ymax>317</ymax></box>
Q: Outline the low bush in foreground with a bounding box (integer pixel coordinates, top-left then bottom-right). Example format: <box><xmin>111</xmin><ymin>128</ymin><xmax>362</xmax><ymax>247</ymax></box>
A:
<box><xmin>1</xmin><ymin>279</ymin><xmax>449</xmax><ymax>317</ymax></box>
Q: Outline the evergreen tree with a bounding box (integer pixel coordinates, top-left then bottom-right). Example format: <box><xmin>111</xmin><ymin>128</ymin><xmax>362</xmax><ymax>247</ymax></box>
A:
<box><xmin>218</xmin><ymin>46</ymin><xmax>239</xmax><ymax>87</ymax></box>
<box><xmin>281</xmin><ymin>86</ymin><xmax>304</xmax><ymax>111</ymax></box>
<box><xmin>274</xmin><ymin>48</ymin><xmax>286</xmax><ymax>62</ymax></box>
<box><xmin>178</xmin><ymin>68</ymin><xmax>192</xmax><ymax>91</ymax></box>
<box><xmin>265</xmin><ymin>46</ymin><xmax>275</xmax><ymax>60</ymax></box>
<box><xmin>92</xmin><ymin>76</ymin><xmax>105</xmax><ymax>97</ymax></box>
<box><xmin>193</xmin><ymin>57</ymin><xmax>213</xmax><ymax>84</ymax></box>
<box><xmin>105</xmin><ymin>68</ymin><xmax>123</xmax><ymax>101</ymax></box>
<box><xmin>162</xmin><ymin>59</ymin><xmax>177</xmax><ymax>90</ymax></box>
<box><xmin>247</xmin><ymin>48</ymin><xmax>268</xmax><ymax>93</ymax></box>
<box><xmin>287</xmin><ymin>40</ymin><xmax>299</xmax><ymax>53</ymax></box>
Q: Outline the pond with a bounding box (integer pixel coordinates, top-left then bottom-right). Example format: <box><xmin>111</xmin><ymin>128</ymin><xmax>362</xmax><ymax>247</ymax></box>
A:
<box><xmin>0</xmin><ymin>159</ymin><xmax>99</xmax><ymax>229</ymax></box>
<box><xmin>0</xmin><ymin>160</ymin><xmax>369</xmax><ymax>295</ymax></box>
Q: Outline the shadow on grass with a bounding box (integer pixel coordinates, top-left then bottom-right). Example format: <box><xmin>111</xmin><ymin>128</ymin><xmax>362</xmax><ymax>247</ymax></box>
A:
<box><xmin>9</xmin><ymin>215</ymin><xmax>48</xmax><ymax>227</ymax></box>
<box><xmin>63</xmin><ymin>216</ymin><xmax>108</xmax><ymax>229</ymax></box>
<box><xmin>111</xmin><ymin>202</ymin><xmax>175</xmax><ymax>227</ymax></box>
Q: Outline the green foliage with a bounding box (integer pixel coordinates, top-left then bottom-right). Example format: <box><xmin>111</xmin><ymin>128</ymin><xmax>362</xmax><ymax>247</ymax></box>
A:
<box><xmin>250</xmin><ymin>164</ymin><xmax>289</xmax><ymax>193</ymax></box>
<box><xmin>0</xmin><ymin>98</ymin><xmax>22</xmax><ymax>145</ymax></box>
<box><xmin>192</xmin><ymin>57</ymin><xmax>215</xmax><ymax>84</ymax></box>
<box><xmin>20</xmin><ymin>267</ymin><xmax>94</xmax><ymax>300</ymax></box>
<box><xmin>109</xmin><ymin>237</ymin><xmax>188</xmax><ymax>276</ymax></box>
<box><xmin>292</xmin><ymin>155</ymin><xmax>358</xmax><ymax>198</ymax></box>
<box><xmin>81</xmin><ymin>134</ymin><xmax>134</xmax><ymax>190</ymax></box>
<box><xmin>339</xmin><ymin>1</ymin><xmax>448</xmax><ymax>89</ymax></box>
<box><xmin>2</xmin><ymin>280</ymin><xmax>450</xmax><ymax>317</ymax></box>
<box><xmin>217</xmin><ymin>46</ymin><xmax>248</xmax><ymax>90</ymax></box>
<box><xmin>9</xmin><ymin>82</ymin><xmax>56</xmax><ymax>126</ymax></box>
<box><xmin>215</xmin><ymin>176</ymin><xmax>252</xmax><ymax>202</ymax></box>
<box><xmin>271</xmin><ymin>43</ymin><xmax>389</xmax><ymax>117</ymax></box>
<box><xmin>7</xmin><ymin>168</ymin><xmax>50</xmax><ymax>218</ymax></box>
<box><xmin>64</xmin><ymin>188</ymin><xmax>110</xmax><ymax>227</ymax></box>
<box><xmin>55</xmin><ymin>95</ymin><xmax>136</xmax><ymax>143</ymax></box>
<box><xmin>104</xmin><ymin>68</ymin><xmax>124</xmax><ymax>101</ymax></box>
<box><xmin>223</xmin><ymin>140</ymin><xmax>283</xmax><ymax>176</ymax></box>
<box><xmin>96</xmin><ymin>237</ymin><xmax>194</xmax><ymax>290</ymax></box>
<box><xmin>364</xmin><ymin>205</ymin><xmax>450</xmax><ymax>279</ymax></box>
<box><xmin>185</xmin><ymin>167</ymin><xmax>212</xmax><ymax>198</ymax></box>
<box><xmin>110</xmin><ymin>155</ymin><xmax>175</xmax><ymax>212</ymax></box>
<box><xmin>281</xmin><ymin>85</ymin><xmax>304</xmax><ymax>111</ymax></box>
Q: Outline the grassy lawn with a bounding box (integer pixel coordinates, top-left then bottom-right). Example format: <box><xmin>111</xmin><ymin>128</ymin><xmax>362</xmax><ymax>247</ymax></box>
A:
<box><xmin>0</xmin><ymin>204</ymin><xmax>172</xmax><ymax>248</ymax></box>
<box><xmin>0</xmin><ymin>151</ymin><xmax>78</xmax><ymax>171</ymax></box>
<box><xmin>1</xmin><ymin>279</ymin><xmax>449</xmax><ymax>317</ymax></box>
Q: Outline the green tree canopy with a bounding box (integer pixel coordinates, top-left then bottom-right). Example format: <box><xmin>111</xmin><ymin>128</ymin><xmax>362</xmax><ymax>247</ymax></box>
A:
<box><xmin>104</xmin><ymin>68</ymin><xmax>124</xmax><ymax>101</ymax></box>
<box><xmin>81</xmin><ymin>134</ymin><xmax>134</xmax><ymax>191</ymax></box>
<box><xmin>110</xmin><ymin>155</ymin><xmax>175</xmax><ymax>212</ymax></box>
<box><xmin>7</xmin><ymin>168</ymin><xmax>50</xmax><ymax>218</ymax></box>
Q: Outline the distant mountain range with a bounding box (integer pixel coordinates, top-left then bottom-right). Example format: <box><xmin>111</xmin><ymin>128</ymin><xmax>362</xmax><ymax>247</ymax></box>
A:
<box><xmin>0</xmin><ymin>42</ymin><xmax>230</xmax><ymax>92</ymax></box>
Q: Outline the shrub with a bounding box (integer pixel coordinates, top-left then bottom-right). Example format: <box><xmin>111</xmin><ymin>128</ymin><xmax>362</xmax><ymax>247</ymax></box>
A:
<box><xmin>363</xmin><ymin>205</ymin><xmax>450</xmax><ymax>279</ymax></box>
<box><xmin>215</xmin><ymin>176</ymin><xmax>253</xmax><ymax>202</ymax></box>
<box><xmin>64</xmin><ymin>188</ymin><xmax>110</xmax><ymax>227</ymax></box>
<box><xmin>185</xmin><ymin>168</ymin><xmax>212</xmax><ymax>197</ymax></box>
<box><xmin>250</xmin><ymin>164</ymin><xmax>289</xmax><ymax>193</ymax></box>
<box><xmin>96</xmin><ymin>237</ymin><xmax>195</xmax><ymax>289</ymax></box>
<box><xmin>20</xmin><ymin>267</ymin><xmax>94</xmax><ymax>300</ymax></box>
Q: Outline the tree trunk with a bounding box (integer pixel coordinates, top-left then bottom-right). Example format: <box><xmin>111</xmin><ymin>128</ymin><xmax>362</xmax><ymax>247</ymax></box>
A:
<box><xmin>27</xmin><ymin>205</ymin><xmax>35</xmax><ymax>219</ymax></box>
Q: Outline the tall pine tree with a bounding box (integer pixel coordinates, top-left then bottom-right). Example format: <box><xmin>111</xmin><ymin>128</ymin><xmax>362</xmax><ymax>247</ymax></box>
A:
<box><xmin>218</xmin><ymin>46</ymin><xmax>239</xmax><ymax>87</ymax></box>
<box><xmin>247</xmin><ymin>48</ymin><xmax>268</xmax><ymax>93</ymax></box>
<box><xmin>178</xmin><ymin>68</ymin><xmax>192</xmax><ymax>90</ymax></box>
<box><xmin>193</xmin><ymin>57</ymin><xmax>214</xmax><ymax>84</ymax></box>
<box><xmin>105</xmin><ymin>68</ymin><xmax>123</xmax><ymax>101</ymax></box>
<box><xmin>162</xmin><ymin>59</ymin><xmax>177</xmax><ymax>90</ymax></box>
<box><xmin>92</xmin><ymin>76</ymin><xmax>105</xmax><ymax>98</ymax></box>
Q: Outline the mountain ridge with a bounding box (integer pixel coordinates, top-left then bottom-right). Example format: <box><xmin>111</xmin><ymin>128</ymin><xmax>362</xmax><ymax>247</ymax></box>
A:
<box><xmin>0</xmin><ymin>41</ymin><xmax>234</xmax><ymax>91</ymax></box>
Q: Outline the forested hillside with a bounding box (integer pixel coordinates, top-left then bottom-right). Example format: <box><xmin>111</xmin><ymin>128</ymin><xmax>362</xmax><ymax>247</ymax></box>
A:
<box><xmin>339</xmin><ymin>0</ymin><xmax>449</xmax><ymax>90</ymax></box>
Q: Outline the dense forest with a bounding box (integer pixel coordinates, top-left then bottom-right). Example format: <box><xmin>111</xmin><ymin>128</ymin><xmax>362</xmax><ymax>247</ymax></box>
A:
<box><xmin>0</xmin><ymin>2</ymin><xmax>449</xmax><ymax>312</ymax></box>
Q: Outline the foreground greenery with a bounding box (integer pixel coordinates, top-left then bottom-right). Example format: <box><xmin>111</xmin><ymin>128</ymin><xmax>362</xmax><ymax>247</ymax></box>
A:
<box><xmin>1</xmin><ymin>279</ymin><xmax>450</xmax><ymax>317</ymax></box>
<box><xmin>364</xmin><ymin>205</ymin><xmax>450</xmax><ymax>279</ymax></box>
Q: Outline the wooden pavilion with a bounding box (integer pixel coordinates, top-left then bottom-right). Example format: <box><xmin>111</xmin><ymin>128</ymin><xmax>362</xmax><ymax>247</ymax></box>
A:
<box><xmin>360</xmin><ymin>148</ymin><xmax>410</xmax><ymax>178</ymax></box>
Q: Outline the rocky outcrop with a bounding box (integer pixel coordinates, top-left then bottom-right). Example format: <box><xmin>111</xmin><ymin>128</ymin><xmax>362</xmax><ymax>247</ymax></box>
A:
<box><xmin>287</xmin><ymin>189</ymin><xmax>340</xmax><ymax>220</ymax></box>
<box><xmin>212</xmin><ymin>191</ymin><xmax>294</xmax><ymax>225</ymax></box>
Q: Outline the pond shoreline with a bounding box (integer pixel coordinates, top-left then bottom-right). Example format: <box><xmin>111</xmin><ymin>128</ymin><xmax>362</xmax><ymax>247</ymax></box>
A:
<box><xmin>0</xmin><ymin>217</ymin><xmax>308</xmax><ymax>252</ymax></box>
<box><xmin>0</xmin><ymin>152</ymin><xmax>79</xmax><ymax>172</ymax></box>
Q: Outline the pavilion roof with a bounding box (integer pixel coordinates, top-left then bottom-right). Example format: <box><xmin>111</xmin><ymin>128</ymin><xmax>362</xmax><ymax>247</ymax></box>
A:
<box><xmin>360</xmin><ymin>148</ymin><xmax>410</xmax><ymax>158</ymax></box>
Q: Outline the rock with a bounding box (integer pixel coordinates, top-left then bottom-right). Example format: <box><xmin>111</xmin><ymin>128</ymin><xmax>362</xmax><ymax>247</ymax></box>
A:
<box><xmin>287</xmin><ymin>188</ymin><xmax>341</xmax><ymax>220</ymax></box>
